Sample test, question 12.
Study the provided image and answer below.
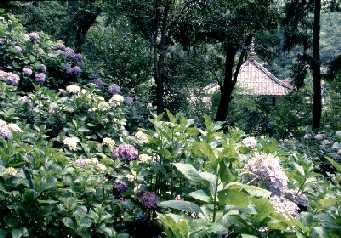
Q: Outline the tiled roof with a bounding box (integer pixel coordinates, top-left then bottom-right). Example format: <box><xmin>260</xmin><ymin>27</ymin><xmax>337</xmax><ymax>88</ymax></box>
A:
<box><xmin>237</xmin><ymin>59</ymin><xmax>292</xmax><ymax>96</ymax></box>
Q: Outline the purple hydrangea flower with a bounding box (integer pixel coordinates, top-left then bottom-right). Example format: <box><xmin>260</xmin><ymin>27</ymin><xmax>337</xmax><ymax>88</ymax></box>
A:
<box><xmin>72</xmin><ymin>66</ymin><xmax>81</xmax><ymax>76</ymax></box>
<box><xmin>6</xmin><ymin>73</ymin><xmax>20</xmax><ymax>85</ymax></box>
<box><xmin>15</xmin><ymin>46</ymin><xmax>22</xmax><ymax>53</ymax></box>
<box><xmin>28</xmin><ymin>32</ymin><xmax>39</xmax><ymax>42</ymax></box>
<box><xmin>35</xmin><ymin>73</ymin><xmax>46</xmax><ymax>83</ymax></box>
<box><xmin>125</xmin><ymin>96</ymin><xmax>134</xmax><ymax>105</ymax></box>
<box><xmin>39</xmin><ymin>64</ymin><xmax>46</xmax><ymax>73</ymax></box>
<box><xmin>0</xmin><ymin>126</ymin><xmax>12</xmax><ymax>140</ymax></box>
<box><xmin>142</xmin><ymin>192</ymin><xmax>158</xmax><ymax>209</ymax></box>
<box><xmin>91</xmin><ymin>78</ymin><xmax>104</xmax><ymax>88</ymax></box>
<box><xmin>73</xmin><ymin>53</ymin><xmax>82</xmax><ymax>62</ymax></box>
<box><xmin>66</xmin><ymin>66</ymin><xmax>81</xmax><ymax>77</ymax></box>
<box><xmin>114</xmin><ymin>181</ymin><xmax>128</xmax><ymax>193</ymax></box>
<box><xmin>108</xmin><ymin>84</ymin><xmax>121</xmax><ymax>95</ymax></box>
<box><xmin>64</xmin><ymin>47</ymin><xmax>75</xmax><ymax>58</ymax></box>
<box><xmin>112</xmin><ymin>144</ymin><xmax>138</xmax><ymax>161</ymax></box>
<box><xmin>22</xmin><ymin>67</ymin><xmax>33</xmax><ymax>76</ymax></box>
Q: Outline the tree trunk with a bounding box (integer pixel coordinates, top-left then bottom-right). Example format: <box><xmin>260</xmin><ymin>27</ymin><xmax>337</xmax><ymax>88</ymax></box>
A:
<box><xmin>312</xmin><ymin>0</ymin><xmax>321</xmax><ymax>130</ymax></box>
<box><xmin>215</xmin><ymin>41</ymin><xmax>249</xmax><ymax>121</ymax></box>
<box><xmin>153</xmin><ymin>1</ymin><xmax>171</xmax><ymax>114</ymax></box>
<box><xmin>215</xmin><ymin>45</ymin><xmax>236</xmax><ymax>121</ymax></box>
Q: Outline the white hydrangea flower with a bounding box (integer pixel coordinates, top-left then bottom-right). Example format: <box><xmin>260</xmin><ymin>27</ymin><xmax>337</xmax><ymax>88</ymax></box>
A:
<box><xmin>97</xmin><ymin>101</ymin><xmax>110</xmax><ymax>110</ymax></box>
<box><xmin>96</xmin><ymin>163</ymin><xmax>107</xmax><ymax>171</ymax></box>
<box><xmin>139</xmin><ymin>153</ymin><xmax>153</xmax><ymax>162</ymax></box>
<box><xmin>135</xmin><ymin>130</ymin><xmax>149</xmax><ymax>144</ymax></box>
<box><xmin>63</xmin><ymin>136</ymin><xmax>80</xmax><ymax>150</ymax></box>
<box><xmin>7</xmin><ymin>123</ymin><xmax>22</xmax><ymax>132</ymax></box>
<box><xmin>242</xmin><ymin>136</ymin><xmax>257</xmax><ymax>148</ymax></box>
<box><xmin>48</xmin><ymin>102</ymin><xmax>58</xmax><ymax>114</ymax></box>
<box><xmin>66</xmin><ymin>85</ymin><xmax>81</xmax><ymax>94</ymax></box>
<box><xmin>109</xmin><ymin>94</ymin><xmax>124</xmax><ymax>106</ymax></box>
<box><xmin>0</xmin><ymin>119</ymin><xmax>6</xmax><ymax>127</ymax></box>
<box><xmin>103</xmin><ymin>137</ymin><xmax>115</xmax><ymax>147</ymax></box>
<box><xmin>4</xmin><ymin>167</ymin><xmax>17</xmax><ymax>176</ymax></box>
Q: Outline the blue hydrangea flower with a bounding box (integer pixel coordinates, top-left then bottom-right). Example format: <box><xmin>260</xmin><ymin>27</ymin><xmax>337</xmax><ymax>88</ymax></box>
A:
<box><xmin>108</xmin><ymin>84</ymin><xmax>121</xmax><ymax>95</ymax></box>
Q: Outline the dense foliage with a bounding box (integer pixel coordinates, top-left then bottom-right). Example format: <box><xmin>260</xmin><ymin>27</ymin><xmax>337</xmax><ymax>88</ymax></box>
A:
<box><xmin>0</xmin><ymin>1</ymin><xmax>340</xmax><ymax>237</ymax></box>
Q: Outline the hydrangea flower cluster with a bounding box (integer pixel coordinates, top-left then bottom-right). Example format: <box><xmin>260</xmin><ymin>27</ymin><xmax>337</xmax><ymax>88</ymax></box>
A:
<box><xmin>0</xmin><ymin>119</ymin><xmax>22</xmax><ymax>140</ymax></box>
<box><xmin>242</xmin><ymin>136</ymin><xmax>257</xmax><ymax>148</ymax></box>
<box><xmin>73</xmin><ymin>158</ymin><xmax>98</xmax><ymax>167</ymax></box>
<box><xmin>3</xmin><ymin>167</ymin><xmax>18</xmax><ymax>176</ymax></box>
<box><xmin>243</xmin><ymin>153</ymin><xmax>308</xmax><ymax>218</ymax></box>
<box><xmin>142</xmin><ymin>192</ymin><xmax>158</xmax><ymax>209</ymax></box>
<box><xmin>112</xmin><ymin>144</ymin><xmax>139</xmax><ymax>161</ymax></box>
<box><xmin>28</xmin><ymin>32</ymin><xmax>39</xmax><ymax>42</ymax></box>
<box><xmin>63</xmin><ymin>47</ymin><xmax>82</xmax><ymax>62</ymax></box>
<box><xmin>63</xmin><ymin>136</ymin><xmax>80</xmax><ymax>150</ymax></box>
<box><xmin>108</xmin><ymin>84</ymin><xmax>120</xmax><ymax>95</ymax></box>
<box><xmin>91</xmin><ymin>78</ymin><xmax>104</xmax><ymax>88</ymax></box>
<box><xmin>35</xmin><ymin>73</ymin><xmax>46</xmax><ymax>83</ymax></box>
<box><xmin>270</xmin><ymin>196</ymin><xmax>299</xmax><ymax>218</ymax></box>
<box><xmin>135</xmin><ymin>130</ymin><xmax>149</xmax><ymax>144</ymax></box>
<box><xmin>66</xmin><ymin>84</ymin><xmax>81</xmax><ymax>94</ymax></box>
<box><xmin>0</xmin><ymin>71</ymin><xmax>20</xmax><ymax>86</ymax></box>
<box><xmin>114</xmin><ymin>181</ymin><xmax>128</xmax><ymax>193</ymax></box>
<box><xmin>244</xmin><ymin>153</ymin><xmax>288</xmax><ymax>195</ymax></box>
<box><xmin>14</xmin><ymin>46</ymin><xmax>22</xmax><ymax>53</ymax></box>
<box><xmin>22</xmin><ymin>67</ymin><xmax>33</xmax><ymax>76</ymax></box>
<box><xmin>109</xmin><ymin>94</ymin><xmax>124</xmax><ymax>106</ymax></box>
<box><xmin>66</xmin><ymin>65</ymin><xmax>81</xmax><ymax>77</ymax></box>
<box><xmin>103</xmin><ymin>137</ymin><xmax>115</xmax><ymax>147</ymax></box>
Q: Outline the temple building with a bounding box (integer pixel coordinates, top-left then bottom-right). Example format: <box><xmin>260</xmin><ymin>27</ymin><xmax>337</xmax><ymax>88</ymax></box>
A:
<box><xmin>203</xmin><ymin>40</ymin><xmax>292</xmax><ymax>105</ymax></box>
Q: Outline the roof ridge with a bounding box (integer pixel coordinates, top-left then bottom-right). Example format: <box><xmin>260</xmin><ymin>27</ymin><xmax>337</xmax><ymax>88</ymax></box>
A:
<box><xmin>249</xmin><ymin>59</ymin><xmax>292</xmax><ymax>90</ymax></box>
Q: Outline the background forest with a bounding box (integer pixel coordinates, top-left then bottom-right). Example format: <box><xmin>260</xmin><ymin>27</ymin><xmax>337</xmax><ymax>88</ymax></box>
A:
<box><xmin>0</xmin><ymin>0</ymin><xmax>340</xmax><ymax>237</ymax></box>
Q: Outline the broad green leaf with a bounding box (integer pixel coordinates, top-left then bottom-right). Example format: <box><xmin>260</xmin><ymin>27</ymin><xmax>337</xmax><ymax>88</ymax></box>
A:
<box><xmin>218</xmin><ymin>185</ymin><xmax>249</xmax><ymax>208</ymax></box>
<box><xmin>160</xmin><ymin>200</ymin><xmax>200</xmax><ymax>213</ymax></box>
<box><xmin>241</xmin><ymin>234</ymin><xmax>258</xmax><ymax>238</ymax></box>
<box><xmin>189</xmin><ymin>190</ymin><xmax>211</xmax><ymax>203</ymax></box>
<box><xmin>62</xmin><ymin>217</ymin><xmax>75</xmax><ymax>229</ymax></box>
<box><xmin>0</xmin><ymin>229</ymin><xmax>7</xmax><ymax>238</ymax></box>
<box><xmin>172</xmin><ymin>163</ymin><xmax>202</xmax><ymax>184</ymax></box>
<box><xmin>11</xmin><ymin>228</ymin><xmax>28</xmax><ymax>238</ymax></box>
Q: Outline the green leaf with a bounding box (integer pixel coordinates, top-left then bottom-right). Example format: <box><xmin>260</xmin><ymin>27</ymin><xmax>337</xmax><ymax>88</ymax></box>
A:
<box><xmin>172</xmin><ymin>163</ymin><xmax>202</xmax><ymax>184</ymax></box>
<box><xmin>159</xmin><ymin>200</ymin><xmax>200</xmax><ymax>213</ymax></box>
<box><xmin>0</xmin><ymin>229</ymin><xmax>7</xmax><ymax>238</ymax></box>
<box><xmin>79</xmin><ymin>217</ymin><xmax>92</xmax><ymax>228</ymax></box>
<box><xmin>241</xmin><ymin>234</ymin><xmax>258</xmax><ymax>238</ymax></box>
<box><xmin>62</xmin><ymin>217</ymin><xmax>75</xmax><ymax>229</ymax></box>
<box><xmin>326</xmin><ymin>157</ymin><xmax>341</xmax><ymax>173</ymax></box>
<box><xmin>189</xmin><ymin>190</ymin><xmax>211</xmax><ymax>203</ymax></box>
<box><xmin>218</xmin><ymin>188</ymin><xmax>249</xmax><ymax>208</ymax></box>
<box><xmin>11</xmin><ymin>228</ymin><xmax>28</xmax><ymax>238</ymax></box>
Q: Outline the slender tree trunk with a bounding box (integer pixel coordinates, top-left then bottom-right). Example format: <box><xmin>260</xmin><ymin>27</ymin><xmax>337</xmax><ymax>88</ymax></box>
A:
<box><xmin>312</xmin><ymin>0</ymin><xmax>321</xmax><ymax>130</ymax></box>
<box><xmin>215</xmin><ymin>39</ymin><xmax>249</xmax><ymax>121</ymax></box>
<box><xmin>153</xmin><ymin>1</ymin><xmax>171</xmax><ymax>114</ymax></box>
<box><xmin>215</xmin><ymin>45</ymin><xmax>236</xmax><ymax>121</ymax></box>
